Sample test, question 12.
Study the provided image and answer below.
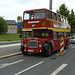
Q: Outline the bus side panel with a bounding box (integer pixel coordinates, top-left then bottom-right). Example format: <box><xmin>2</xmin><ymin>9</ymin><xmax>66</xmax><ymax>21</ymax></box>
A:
<box><xmin>67</xmin><ymin>38</ymin><xmax>70</xmax><ymax>46</ymax></box>
<box><xmin>53</xmin><ymin>39</ymin><xmax>60</xmax><ymax>51</ymax></box>
<box><xmin>46</xmin><ymin>20</ymin><xmax>53</xmax><ymax>27</ymax></box>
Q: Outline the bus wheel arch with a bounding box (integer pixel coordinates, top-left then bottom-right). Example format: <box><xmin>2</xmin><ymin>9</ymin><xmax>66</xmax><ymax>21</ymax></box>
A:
<box><xmin>21</xmin><ymin>46</ymin><xmax>28</xmax><ymax>55</ymax></box>
<box><xmin>22</xmin><ymin>49</ymin><xmax>28</xmax><ymax>55</ymax></box>
<box><xmin>43</xmin><ymin>42</ymin><xmax>53</xmax><ymax>57</ymax></box>
<box><xmin>49</xmin><ymin>42</ymin><xmax>53</xmax><ymax>54</ymax></box>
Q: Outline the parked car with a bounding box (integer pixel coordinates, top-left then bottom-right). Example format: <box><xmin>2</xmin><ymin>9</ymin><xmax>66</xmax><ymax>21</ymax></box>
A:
<box><xmin>70</xmin><ymin>36</ymin><xmax>75</xmax><ymax>44</ymax></box>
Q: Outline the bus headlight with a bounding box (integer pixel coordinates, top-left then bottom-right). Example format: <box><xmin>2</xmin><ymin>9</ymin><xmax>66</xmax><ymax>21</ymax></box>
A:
<box><xmin>24</xmin><ymin>49</ymin><xmax>26</xmax><ymax>52</ymax></box>
<box><xmin>40</xmin><ymin>50</ymin><xmax>42</xmax><ymax>52</ymax></box>
<box><xmin>39</xmin><ymin>44</ymin><xmax>42</xmax><ymax>47</ymax></box>
<box><xmin>25</xmin><ymin>44</ymin><xmax>27</xmax><ymax>47</ymax></box>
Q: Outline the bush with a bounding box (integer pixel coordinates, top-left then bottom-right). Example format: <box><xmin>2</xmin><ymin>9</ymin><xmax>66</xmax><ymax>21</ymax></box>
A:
<box><xmin>0</xmin><ymin>17</ymin><xmax>8</xmax><ymax>34</ymax></box>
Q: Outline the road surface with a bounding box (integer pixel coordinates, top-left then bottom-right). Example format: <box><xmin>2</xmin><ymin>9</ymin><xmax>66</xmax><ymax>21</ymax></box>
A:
<box><xmin>0</xmin><ymin>44</ymin><xmax>75</xmax><ymax>75</ymax></box>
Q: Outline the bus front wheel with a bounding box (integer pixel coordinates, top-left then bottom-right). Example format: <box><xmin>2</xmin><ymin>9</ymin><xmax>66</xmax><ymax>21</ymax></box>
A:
<box><xmin>45</xmin><ymin>44</ymin><xmax>51</xmax><ymax>57</ymax></box>
<box><xmin>22</xmin><ymin>49</ymin><xmax>28</xmax><ymax>55</ymax></box>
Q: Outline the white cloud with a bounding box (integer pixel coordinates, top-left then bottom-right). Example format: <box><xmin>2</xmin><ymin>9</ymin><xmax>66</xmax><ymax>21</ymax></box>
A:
<box><xmin>53</xmin><ymin>0</ymin><xmax>75</xmax><ymax>11</ymax></box>
<box><xmin>15</xmin><ymin>0</ymin><xmax>38</xmax><ymax>4</ymax></box>
<box><xmin>0</xmin><ymin>0</ymin><xmax>75</xmax><ymax>21</ymax></box>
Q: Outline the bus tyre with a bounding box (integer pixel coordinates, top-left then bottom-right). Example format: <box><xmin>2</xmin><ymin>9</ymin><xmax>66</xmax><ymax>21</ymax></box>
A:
<box><xmin>45</xmin><ymin>44</ymin><xmax>51</xmax><ymax>57</ymax></box>
<box><xmin>22</xmin><ymin>49</ymin><xmax>28</xmax><ymax>55</ymax></box>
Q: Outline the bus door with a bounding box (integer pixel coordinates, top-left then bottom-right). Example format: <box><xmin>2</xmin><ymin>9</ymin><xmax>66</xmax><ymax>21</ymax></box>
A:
<box><xmin>53</xmin><ymin>32</ymin><xmax>60</xmax><ymax>51</ymax></box>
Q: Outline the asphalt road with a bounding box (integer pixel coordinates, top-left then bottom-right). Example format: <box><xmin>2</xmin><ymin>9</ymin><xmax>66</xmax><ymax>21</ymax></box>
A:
<box><xmin>0</xmin><ymin>44</ymin><xmax>75</xmax><ymax>75</ymax></box>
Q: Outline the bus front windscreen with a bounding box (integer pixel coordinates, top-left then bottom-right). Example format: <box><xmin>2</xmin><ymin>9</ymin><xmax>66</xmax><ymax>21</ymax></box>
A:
<box><xmin>23</xmin><ymin>31</ymin><xmax>32</xmax><ymax>40</ymax></box>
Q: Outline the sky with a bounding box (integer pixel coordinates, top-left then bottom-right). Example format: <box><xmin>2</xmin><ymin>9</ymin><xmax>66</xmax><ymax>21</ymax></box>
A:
<box><xmin>0</xmin><ymin>0</ymin><xmax>75</xmax><ymax>21</ymax></box>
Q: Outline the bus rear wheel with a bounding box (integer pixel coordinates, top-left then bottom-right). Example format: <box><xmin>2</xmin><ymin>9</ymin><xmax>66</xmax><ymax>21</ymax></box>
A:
<box><xmin>45</xmin><ymin>44</ymin><xmax>51</xmax><ymax>57</ymax></box>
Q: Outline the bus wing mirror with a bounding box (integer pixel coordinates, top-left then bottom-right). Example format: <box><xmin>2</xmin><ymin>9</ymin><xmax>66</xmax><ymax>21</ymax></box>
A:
<box><xmin>19</xmin><ymin>35</ymin><xmax>22</xmax><ymax>38</ymax></box>
<box><xmin>48</xmin><ymin>30</ymin><xmax>50</xmax><ymax>34</ymax></box>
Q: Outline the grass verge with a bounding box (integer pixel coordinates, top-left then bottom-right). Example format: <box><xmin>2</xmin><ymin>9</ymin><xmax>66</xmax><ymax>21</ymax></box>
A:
<box><xmin>0</xmin><ymin>33</ymin><xmax>21</xmax><ymax>41</ymax></box>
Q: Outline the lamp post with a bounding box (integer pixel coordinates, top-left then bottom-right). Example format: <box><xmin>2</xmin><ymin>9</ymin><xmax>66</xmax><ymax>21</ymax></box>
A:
<box><xmin>49</xmin><ymin>0</ymin><xmax>52</xmax><ymax>10</ymax></box>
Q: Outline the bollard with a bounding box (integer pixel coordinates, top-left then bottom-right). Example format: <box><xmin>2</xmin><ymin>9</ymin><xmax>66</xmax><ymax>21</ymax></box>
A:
<box><xmin>59</xmin><ymin>36</ymin><xmax>64</xmax><ymax>56</ymax></box>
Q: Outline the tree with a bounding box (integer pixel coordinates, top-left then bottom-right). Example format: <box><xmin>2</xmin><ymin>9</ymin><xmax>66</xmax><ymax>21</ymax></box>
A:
<box><xmin>56</xmin><ymin>4</ymin><xmax>75</xmax><ymax>33</ymax></box>
<box><xmin>69</xmin><ymin>9</ymin><xmax>75</xmax><ymax>33</ymax></box>
<box><xmin>0</xmin><ymin>17</ymin><xmax>8</xmax><ymax>34</ymax></box>
<box><xmin>56</xmin><ymin>4</ymin><xmax>70</xmax><ymax>18</ymax></box>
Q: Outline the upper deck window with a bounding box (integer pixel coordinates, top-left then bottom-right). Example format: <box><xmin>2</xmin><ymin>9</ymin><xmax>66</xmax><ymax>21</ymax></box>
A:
<box><xmin>61</xmin><ymin>17</ymin><xmax>63</xmax><ymax>22</ymax></box>
<box><xmin>57</xmin><ymin>15</ymin><xmax>61</xmax><ymax>22</ymax></box>
<box><xmin>66</xmin><ymin>18</ymin><xmax>69</xmax><ymax>24</ymax></box>
<box><xmin>52</xmin><ymin>13</ymin><xmax>56</xmax><ymax>20</ymax></box>
<box><xmin>34</xmin><ymin>10</ymin><xmax>45</xmax><ymax>19</ymax></box>
<box><xmin>64</xmin><ymin>18</ymin><xmax>66</xmax><ymax>23</ymax></box>
<box><xmin>24</xmin><ymin>10</ymin><xmax>45</xmax><ymax>20</ymax></box>
<box><xmin>24</xmin><ymin>11</ymin><xmax>33</xmax><ymax>20</ymax></box>
<box><xmin>47</xmin><ymin>11</ymin><xmax>52</xmax><ymax>19</ymax></box>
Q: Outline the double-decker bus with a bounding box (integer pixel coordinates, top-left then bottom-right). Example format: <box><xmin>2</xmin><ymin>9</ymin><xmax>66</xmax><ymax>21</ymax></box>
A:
<box><xmin>21</xmin><ymin>8</ymin><xmax>70</xmax><ymax>57</ymax></box>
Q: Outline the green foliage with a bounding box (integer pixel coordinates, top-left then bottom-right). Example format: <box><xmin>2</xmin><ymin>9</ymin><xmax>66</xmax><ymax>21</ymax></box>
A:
<box><xmin>56</xmin><ymin>3</ymin><xmax>75</xmax><ymax>33</ymax></box>
<box><xmin>0</xmin><ymin>33</ymin><xmax>20</xmax><ymax>41</ymax></box>
<box><xmin>69</xmin><ymin>9</ymin><xmax>75</xmax><ymax>33</ymax></box>
<box><xmin>0</xmin><ymin>17</ymin><xmax>8</xmax><ymax>34</ymax></box>
<box><xmin>56</xmin><ymin>4</ymin><xmax>70</xmax><ymax>18</ymax></box>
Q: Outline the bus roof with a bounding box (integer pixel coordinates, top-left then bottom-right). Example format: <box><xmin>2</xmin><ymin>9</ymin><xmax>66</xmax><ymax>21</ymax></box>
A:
<box><xmin>23</xmin><ymin>8</ymin><xmax>68</xmax><ymax>19</ymax></box>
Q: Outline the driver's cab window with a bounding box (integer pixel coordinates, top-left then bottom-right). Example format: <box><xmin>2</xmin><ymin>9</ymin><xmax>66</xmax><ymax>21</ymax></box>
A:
<box><xmin>23</xmin><ymin>31</ymin><xmax>32</xmax><ymax>39</ymax></box>
<box><xmin>23</xmin><ymin>32</ymin><xmax>26</xmax><ymax>40</ymax></box>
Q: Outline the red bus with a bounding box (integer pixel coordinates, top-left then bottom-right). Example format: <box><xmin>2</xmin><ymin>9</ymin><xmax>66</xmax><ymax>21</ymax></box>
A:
<box><xmin>21</xmin><ymin>8</ymin><xmax>70</xmax><ymax>56</ymax></box>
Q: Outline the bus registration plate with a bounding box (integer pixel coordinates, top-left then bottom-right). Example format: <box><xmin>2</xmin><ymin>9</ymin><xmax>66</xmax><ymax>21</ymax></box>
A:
<box><xmin>28</xmin><ymin>50</ymin><xmax>34</xmax><ymax>52</ymax></box>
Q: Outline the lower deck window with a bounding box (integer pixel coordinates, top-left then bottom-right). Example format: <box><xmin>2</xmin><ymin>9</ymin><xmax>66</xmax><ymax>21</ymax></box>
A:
<box><xmin>54</xmin><ymin>32</ymin><xmax>57</xmax><ymax>40</ymax></box>
<box><xmin>33</xmin><ymin>30</ymin><xmax>50</xmax><ymax>37</ymax></box>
